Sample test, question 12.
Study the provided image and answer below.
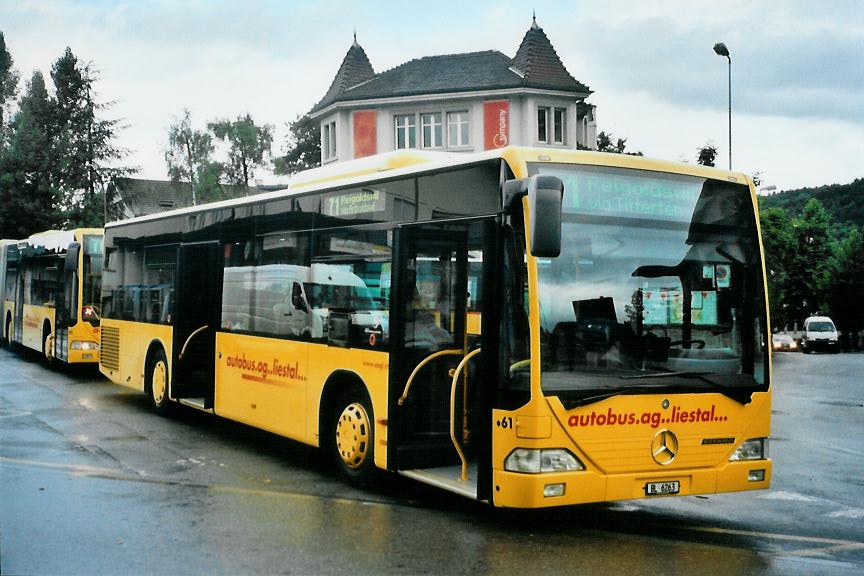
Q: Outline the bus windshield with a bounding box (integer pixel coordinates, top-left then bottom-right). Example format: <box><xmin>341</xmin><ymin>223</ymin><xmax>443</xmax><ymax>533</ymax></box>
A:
<box><xmin>83</xmin><ymin>235</ymin><xmax>103</xmax><ymax>321</ymax></box>
<box><xmin>527</xmin><ymin>163</ymin><xmax>768</xmax><ymax>405</ymax></box>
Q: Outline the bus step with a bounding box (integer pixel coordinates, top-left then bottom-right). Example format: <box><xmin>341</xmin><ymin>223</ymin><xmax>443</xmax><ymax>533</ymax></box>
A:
<box><xmin>178</xmin><ymin>397</ymin><xmax>213</xmax><ymax>412</ymax></box>
<box><xmin>400</xmin><ymin>464</ymin><xmax>479</xmax><ymax>500</ymax></box>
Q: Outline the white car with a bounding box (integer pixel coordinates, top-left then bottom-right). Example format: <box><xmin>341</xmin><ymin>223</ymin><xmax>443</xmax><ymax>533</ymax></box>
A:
<box><xmin>771</xmin><ymin>333</ymin><xmax>797</xmax><ymax>352</ymax></box>
<box><xmin>801</xmin><ymin>316</ymin><xmax>839</xmax><ymax>353</ymax></box>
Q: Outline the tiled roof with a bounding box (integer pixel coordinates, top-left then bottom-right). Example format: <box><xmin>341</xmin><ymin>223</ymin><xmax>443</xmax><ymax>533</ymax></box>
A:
<box><xmin>312</xmin><ymin>40</ymin><xmax>376</xmax><ymax>113</ymax></box>
<box><xmin>311</xmin><ymin>21</ymin><xmax>590</xmax><ymax>114</ymax></box>
<box><xmin>511</xmin><ymin>20</ymin><xmax>589</xmax><ymax>92</ymax></box>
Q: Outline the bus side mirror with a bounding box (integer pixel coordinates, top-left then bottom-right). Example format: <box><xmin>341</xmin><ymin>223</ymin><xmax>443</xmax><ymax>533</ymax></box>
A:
<box><xmin>527</xmin><ymin>175</ymin><xmax>564</xmax><ymax>258</ymax></box>
<box><xmin>65</xmin><ymin>242</ymin><xmax>81</xmax><ymax>272</ymax></box>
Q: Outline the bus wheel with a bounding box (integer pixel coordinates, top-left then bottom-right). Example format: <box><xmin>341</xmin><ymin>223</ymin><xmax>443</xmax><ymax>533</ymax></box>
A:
<box><xmin>332</xmin><ymin>391</ymin><xmax>376</xmax><ymax>485</ymax></box>
<box><xmin>145</xmin><ymin>349</ymin><xmax>172</xmax><ymax>416</ymax></box>
<box><xmin>43</xmin><ymin>330</ymin><xmax>54</xmax><ymax>361</ymax></box>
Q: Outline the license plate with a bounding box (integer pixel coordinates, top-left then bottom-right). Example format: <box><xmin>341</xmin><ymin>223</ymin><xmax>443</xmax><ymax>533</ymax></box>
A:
<box><xmin>645</xmin><ymin>480</ymin><xmax>680</xmax><ymax>495</ymax></box>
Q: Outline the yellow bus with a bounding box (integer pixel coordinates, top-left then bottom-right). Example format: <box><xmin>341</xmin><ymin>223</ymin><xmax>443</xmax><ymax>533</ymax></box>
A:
<box><xmin>99</xmin><ymin>147</ymin><xmax>771</xmax><ymax>508</ymax></box>
<box><xmin>5</xmin><ymin>229</ymin><xmax>103</xmax><ymax>363</ymax></box>
<box><xmin>1</xmin><ymin>239</ymin><xmax>19</xmax><ymax>345</ymax></box>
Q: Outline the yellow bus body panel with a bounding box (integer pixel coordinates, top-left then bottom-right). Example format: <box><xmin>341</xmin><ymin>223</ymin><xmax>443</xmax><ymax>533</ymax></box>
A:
<box><xmin>490</xmin><ymin>390</ymin><xmax>771</xmax><ymax>508</ymax></box>
<box><xmin>99</xmin><ymin>318</ymin><xmax>173</xmax><ymax>392</ymax></box>
<box><xmin>67</xmin><ymin>320</ymin><xmax>101</xmax><ymax>363</ymax></box>
<box><xmin>21</xmin><ymin>304</ymin><xmax>54</xmax><ymax>353</ymax></box>
<box><xmin>215</xmin><ymin>332</ymin><xmax>390</xmax><ymax>469</ymax></box>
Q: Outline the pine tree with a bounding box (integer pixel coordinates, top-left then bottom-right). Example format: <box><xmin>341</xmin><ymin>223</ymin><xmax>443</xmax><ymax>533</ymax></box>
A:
<box><xmin>0</xmin><ymin>31</ymin><xmax>20</xmax><ymax>132</ymax></box>
<box><xmin>50</xmin><ymin>47</ymin><xmax>133</xmax><ymax>227</ymax></box>
<box><xmin>0</xmin><ymin>71</ymin><xmax>59</xmax><ymax>238</ymax></box>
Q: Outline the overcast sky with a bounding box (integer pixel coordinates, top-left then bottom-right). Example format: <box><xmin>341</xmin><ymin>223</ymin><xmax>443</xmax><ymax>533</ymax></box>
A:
<box><xmin>2</xmin><ymin>0</ymin><xmax>862</xmax><ymax>191</ymax></box>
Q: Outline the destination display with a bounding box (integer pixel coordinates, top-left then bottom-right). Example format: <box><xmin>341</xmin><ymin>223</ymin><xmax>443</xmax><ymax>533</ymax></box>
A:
<box><xmin>543</xmin><ymin>166</ymin><xmax>703</xmax><ymax>222</ymax></box>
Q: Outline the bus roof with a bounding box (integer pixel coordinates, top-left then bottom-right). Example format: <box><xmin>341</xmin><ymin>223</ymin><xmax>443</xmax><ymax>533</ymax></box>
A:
<box><xmin>105</xmin><ymin>147</ymin><xmax>753</xmax><ymax>229</ymax></box>
<box><xmin>18</xmin><ymin>229</ymin><xmax>103</xmax><ymax>253</ymax></box>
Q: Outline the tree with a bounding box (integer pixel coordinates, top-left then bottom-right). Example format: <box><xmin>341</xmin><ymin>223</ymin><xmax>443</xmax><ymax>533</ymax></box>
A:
<box><xmin>826</xmin><ymin>227</ymin><xmax>864</xmax><ymax>336</ymax></box>
<box><xmin>785</xmin><ymin>198</ymin><xmax>833</xmax><ymax>325</ymax></box>
<box><xmin>274</xmin><ymin>114</ymin><xmax>320</xmax><ymax>175</ymax></box>
<box><xmin>0</xmin><ymin>31</ymin><xmax>19</xmax><ymax>131</ymax></box>
<box><xmin>696</xmin><ymin>143</ymin><xmax>717</xmax><ymax>167</ymax></box>
<box><xmin>595</xmin><ymin>130</ymin><xmax>642</xmax><ymax>155</ymax></box>
<box><xmin>51</xmin><ymin>47</ymin><xmax>133</xmax><ymax>227</ymax></box>
<box><xmin>759</xmin><ymin>206</ymin><xmax>795</xmax><ymax>330</ymax></box>
<box><xmin>209</xmin><ymin>113</ymin><xmax>273</xmax><ymax>192</ymax></box>
<box><xmin>165</xmin><ymin>108</ymin><xmax>217</xmax><ymax>205</ymax></box>
<box><xmin>0</xmin><ymin>71</ymin><xmax>59</xmax><ymax>238</ymax></box>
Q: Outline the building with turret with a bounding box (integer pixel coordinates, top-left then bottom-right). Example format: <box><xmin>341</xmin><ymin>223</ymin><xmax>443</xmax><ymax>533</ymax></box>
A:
<box><xmin>309</xmin><ymin>18</ymin><xmax>597</xmax><ymax>164</ymax></box>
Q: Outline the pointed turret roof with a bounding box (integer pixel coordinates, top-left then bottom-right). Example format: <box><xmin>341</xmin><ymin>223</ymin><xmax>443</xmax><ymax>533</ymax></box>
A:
<box><xmin>312</xmin><ymin>37</ymin><xmax>375</xmax><ymax>113</ymax></box>
<box><xmin>511</xmin><ymin>18</ymin><xmax>589</xmax><ymax>92</ymax></box>
<box><xmin>310</xmin><ymin>20</ymin><xmax>590</xmax><ymax>116</ymax></box>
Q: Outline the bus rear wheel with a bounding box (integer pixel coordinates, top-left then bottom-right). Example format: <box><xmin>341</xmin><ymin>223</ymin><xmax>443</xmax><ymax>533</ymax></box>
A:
<box><xmin>331</xmin><ymin>391</ymin><xmax>376</xmax><ymax>485</ymax></box>
<box><xmin>145</xmin><ymin>349</ymin><xmax>172</xmax><ymax>416</ymax></box>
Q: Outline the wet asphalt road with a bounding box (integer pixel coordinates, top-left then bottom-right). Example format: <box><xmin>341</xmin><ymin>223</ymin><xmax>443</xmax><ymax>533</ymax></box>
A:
<box><xmin>1</xmin><ymin>347</ymin><xmax>862</xmax><ymax>575</ymax></box>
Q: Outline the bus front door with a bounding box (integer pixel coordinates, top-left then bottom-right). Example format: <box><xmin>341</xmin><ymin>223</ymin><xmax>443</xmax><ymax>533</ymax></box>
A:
<box><xmin>391</xmin><ymin>220</ymin><xmax>494</xmax><ymax>498</ymax></box>
<box><xmin>172</xmin><ymin>241</ymin><xmax>222</xmax><ymax>407</ymax></box>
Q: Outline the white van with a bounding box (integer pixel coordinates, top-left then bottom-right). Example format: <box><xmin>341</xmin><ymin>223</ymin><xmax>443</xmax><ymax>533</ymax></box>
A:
<box><xmin>801</xmin><ymin>316</ymin><xmax>839</xmax><ymax>353</ymax></box>
<box><xmin>221</xmin><ymin>263</ymin><xmax>388</xmax><ymax>341</ymax></box>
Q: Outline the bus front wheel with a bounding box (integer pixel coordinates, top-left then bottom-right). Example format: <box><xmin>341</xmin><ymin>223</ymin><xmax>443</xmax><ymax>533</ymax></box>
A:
<box><xmin>42</xmin><ymin>328</ymin><xmax>54</xmax><ymax>361</ymax></box>
<box><xmin>331</xmin><ymin>390</ymin><xmax>376</xmax><ymax>485</ymax></box>
<box><xmin>145</xmin><ymin>349</ymin><xmax>172</xmax><ymax>416</ymax></box>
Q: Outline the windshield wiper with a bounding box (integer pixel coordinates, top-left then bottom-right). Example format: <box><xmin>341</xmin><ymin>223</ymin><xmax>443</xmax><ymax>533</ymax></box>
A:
<box><xmin>620</xmin><ymin>371</ymin><xmax>720</xmax><ymax>386</ymax></box>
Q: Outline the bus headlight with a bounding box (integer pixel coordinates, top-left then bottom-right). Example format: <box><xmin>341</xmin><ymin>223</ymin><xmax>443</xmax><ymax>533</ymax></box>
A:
<box><xmin>71</xmin><ymin>341</ymin><xmax>100</xmax><ymax>351</ymax></box>
<box><xmin>729</xmin><ymin>438</ymin><xmax>768</xmax><ymax>461</ymax></box>
<box><xmin>504</xmin><ymin>448</ymin><xmax>585</xmax><ymax>473</ymax></box>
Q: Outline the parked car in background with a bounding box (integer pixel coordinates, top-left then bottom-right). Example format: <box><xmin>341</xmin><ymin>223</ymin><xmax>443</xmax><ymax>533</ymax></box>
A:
<box><xmin>801</xmin><ymin>316</ymin><xmax>839</xmax><ymax>353</ymax></box>
<box><xmin>772</xmin><ymin>333</ymin><xmax>797</xmax><ymax>352</ymax></box>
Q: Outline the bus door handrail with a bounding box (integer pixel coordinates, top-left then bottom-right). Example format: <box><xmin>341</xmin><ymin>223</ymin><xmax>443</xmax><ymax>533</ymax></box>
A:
<box><xmin>397</xmin><ymin>348</ymin><xmax>463</xmax><ymax>406</ymax></box>
<box><xmin>178</xmin><ymin>325</ymin><xmax>209</xmax><ymax>360</ymax></box>
<box><xmin>449</xmin><ymin>347</ymin><xmax>482</xmax><ymax>481</ymax></box>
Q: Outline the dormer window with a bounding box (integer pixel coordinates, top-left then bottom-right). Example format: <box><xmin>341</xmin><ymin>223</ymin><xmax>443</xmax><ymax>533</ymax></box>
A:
<box><xmin>538</xmin><ymin>106</ymin><xmax>567</xmax><ymax>145</ymax></box>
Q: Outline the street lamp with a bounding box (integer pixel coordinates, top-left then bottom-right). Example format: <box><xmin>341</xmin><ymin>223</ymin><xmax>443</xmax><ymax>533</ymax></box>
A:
<box><xmin>713</xmin><ymin>42</ymin><xmax>732</xmax><ymax>170</ymax></box>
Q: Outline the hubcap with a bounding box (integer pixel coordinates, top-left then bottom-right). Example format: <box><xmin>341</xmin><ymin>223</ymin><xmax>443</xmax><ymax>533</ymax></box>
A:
<box><xmin>336</xmin><ymin>402</ymin><xmax>370</xmax><ymax>470</ymax></box>
<box><xmin>152</xmin><ymin>360</ymin><xmax>167</xmax><ymax>405</ymax></box>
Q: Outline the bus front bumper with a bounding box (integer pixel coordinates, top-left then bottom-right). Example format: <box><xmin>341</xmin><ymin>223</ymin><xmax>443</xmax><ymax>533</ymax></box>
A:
<box><xmin>491</xmin><ymin>459</ymin><xmax>772</xmax><ymax>508</ymax></box>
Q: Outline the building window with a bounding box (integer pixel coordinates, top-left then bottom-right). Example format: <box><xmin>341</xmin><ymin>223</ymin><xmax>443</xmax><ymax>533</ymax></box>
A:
<box><xmin>421</xmin><ymin>113</ymin><xmax>443</xmax><ymax>148</ymax></box>
<box><xmin>447</xmin><ymin>111</ymin><xmax>469</xmax><ymax>147</ymax></box>
<box><xmin>322</xmin><ymin>121</ymin><xmax>337</xmax><ymax>160</ymax></box>
<box><xmin>538</xmin><ymin>106</ymin><xmax>567</xmax><ymax>145</ymax></box>
<box><xmin>538</xmin><ymin>108</ymin><xmax>548</xmax><ymax>143</ymax></box>
<box><xmin>553</xmin><ymin>108</ymin><xmax>566</xmax><ymax>144</ymax></box>
<box><xmin>395</xmin><ymin>114</ymin><xmax>417</xmax><ymax>149</ymax></box>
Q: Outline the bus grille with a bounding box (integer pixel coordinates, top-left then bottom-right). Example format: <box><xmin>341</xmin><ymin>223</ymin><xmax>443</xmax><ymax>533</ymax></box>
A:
<box><xmin>101</xmin><ymin>326</ymin><xmax>120</xmax><ymax>370</ymax></box>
